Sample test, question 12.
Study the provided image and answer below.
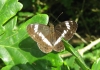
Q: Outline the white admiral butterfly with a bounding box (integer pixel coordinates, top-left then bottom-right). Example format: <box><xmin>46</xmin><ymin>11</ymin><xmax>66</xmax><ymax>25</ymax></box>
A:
<box><xmin>27</xmin><ymin>21</ymin><xmax>77</xmax><ymax>53</ymax></box>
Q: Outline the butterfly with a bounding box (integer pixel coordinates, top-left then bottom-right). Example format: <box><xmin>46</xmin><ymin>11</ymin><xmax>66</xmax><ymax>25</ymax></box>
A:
<box><xmin>27</xmin><ymin>21</ymin><xmax>78</xmax><ymax>53</ymax></box>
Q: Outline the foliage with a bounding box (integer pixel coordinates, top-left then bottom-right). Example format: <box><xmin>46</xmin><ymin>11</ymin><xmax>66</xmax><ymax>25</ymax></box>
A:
<box><xmin>0</xmin><ymin>0</ymin><xmax>100</xmax><ymax>70</ymax></box>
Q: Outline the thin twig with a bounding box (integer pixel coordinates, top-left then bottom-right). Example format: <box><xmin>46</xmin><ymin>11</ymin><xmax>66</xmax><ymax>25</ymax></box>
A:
<box><xmin>78</xmin><ymin>38</ymin><xmax>100</xmax><ymax>56</ymax></box>
<box><xmin>75</xmin><ymin>33</ymin><xmax>88</xmax><ymax>44</ymax></box>
<box><xmin>61</xmin><ymin>38</ymin><xmax>100</xmax><ymax>58</ymax></box>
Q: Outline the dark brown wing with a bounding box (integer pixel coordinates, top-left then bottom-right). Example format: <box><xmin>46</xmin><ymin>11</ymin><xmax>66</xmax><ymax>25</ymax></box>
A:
<box><xmin>55</xmin><ymin>21</ymin><xmax>77</xmax><ymax>40</ymax></box>
<box><xmin>27</xmin><ymin>24</ymin><xmax>53</xmax><ymax>53</ymax></box>
<box><xmin>53</xmin><ymin>21</ymin><xmax>77</xmax><ymax>52</ymax></box>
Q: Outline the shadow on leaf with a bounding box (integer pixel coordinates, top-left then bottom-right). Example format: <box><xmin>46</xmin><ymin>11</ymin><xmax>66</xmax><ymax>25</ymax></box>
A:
<box><xmin>10</xmin><ymin>59</ymin><xmax>53</xmax><ymax>70</ymax></box>
<box><xmin>19</xmin><ymin>37</ymin><xmax>46</xmax><ymax>57</ymax></box>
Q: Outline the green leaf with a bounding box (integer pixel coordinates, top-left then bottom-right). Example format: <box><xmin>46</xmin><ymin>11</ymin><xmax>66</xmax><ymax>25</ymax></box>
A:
<box><xmin>0</xmin><ymin>17</ymin><xmax>36</xmax><ymax>65</ymax></box>
<box><xmin>91</xmin><ymin>58</ymin><xmax>100</xmax><ymax>70</ymax></box>
<box><xmin>25</xmin><ymin>14</ymin><xmax>49</xmax><ymax>25</ymax></box>
<box><xmin>0</xmin><ymin>0</ymin><xmax>23</xmax><ymax>35</ymax></box>
<box><xmin>19</xmin><ymin>13</ymin><xmax>49</xmax><ymax>31</ymax></box>
<box><xmin>0</xmin><ymin>0</ymin><xmax>23</xmax><ymax>25</ymax></box>
<box><xmin>31</xmin><ymin>53</ymin><xmax>63</xmax><ymax>70</ymax></box>
<box><xmin>61</xmin><ymin>61</ymin><xmax>70</xmax><ymax>70</ymax></box>
<box><xmin>1</xmin><ymin>65</ymin><xmax>13</xmax><ymax>70</ymax></box>
<box><xmin>62</xmin><ymin>39</ymin><xmax>90</xmax><ymax>70</ymax></box>
<box><xmin>64</xmin><ymin>56</ymin><xmax>80</xmax><ymax>70</ymax></box>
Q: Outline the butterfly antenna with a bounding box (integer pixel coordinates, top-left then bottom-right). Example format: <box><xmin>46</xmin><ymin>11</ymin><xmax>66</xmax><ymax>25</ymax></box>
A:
<box><xmin>53</xmin><ymin>12</ymin><xmax>63</xmax><ymax>23</ymax></box>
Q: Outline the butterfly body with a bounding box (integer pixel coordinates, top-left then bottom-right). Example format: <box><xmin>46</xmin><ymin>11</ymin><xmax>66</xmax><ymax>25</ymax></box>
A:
<box><xmin>27</xmin><ymin>21</ymin><xmax>77</xmax><ymax>53</ymax></box>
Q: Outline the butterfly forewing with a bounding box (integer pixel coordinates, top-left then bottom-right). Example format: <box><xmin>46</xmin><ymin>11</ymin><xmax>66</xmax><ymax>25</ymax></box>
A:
<box><xmin>55</xmin><ymin>21</ymin><xmax>77</xmax><ymax>40</ymax></box>
<box><xmin>53</xmin><ymin>21</ymin><xmax>77</xmax><ymax>51</ymax></box>
<box><xmin>27</xmin><ymin>24</ymin><xmax>53</xmax><ymax>53</ymax></box>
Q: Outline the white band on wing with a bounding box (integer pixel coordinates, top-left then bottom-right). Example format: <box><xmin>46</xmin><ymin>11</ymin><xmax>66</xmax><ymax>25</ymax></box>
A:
<box><xmin>65</xmin><ymin>21</ymin><xmax>70</xmax><ymax>30</ymax></box>
<box><xmin>34</xmin><ymin>24</ymin><xmax>39</xmax><ymax>33</ymax></box>
<box><xmin>54</xmin><ymin>30</ymin><xmax>68</xmax><ymax>46</ymax></box>
<box><xmin>38</xmin><ymin>32</ymin><xmax>52</xmax><ymax>47</ymax></box>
